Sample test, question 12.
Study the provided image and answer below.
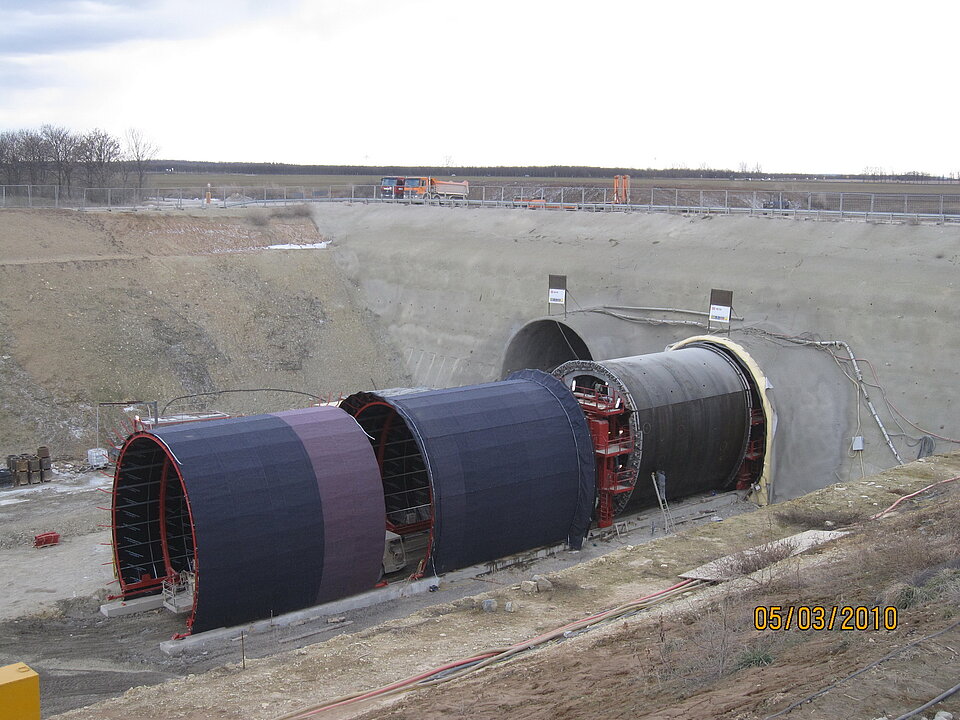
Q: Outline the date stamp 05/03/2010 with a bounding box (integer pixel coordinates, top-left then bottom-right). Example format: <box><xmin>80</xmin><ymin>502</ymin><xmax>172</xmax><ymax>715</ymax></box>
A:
<box><xmin>754</xmin><ymin>605</ymin><xmax>899</xmax><ymax>632</ymax></box>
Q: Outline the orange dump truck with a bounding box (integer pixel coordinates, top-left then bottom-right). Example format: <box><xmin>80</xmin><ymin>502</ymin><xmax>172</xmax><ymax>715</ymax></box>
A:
<box><xmin>380</xmin><ymin>176</ymin><xmax>469</xmax><ymax>200</ymax></box>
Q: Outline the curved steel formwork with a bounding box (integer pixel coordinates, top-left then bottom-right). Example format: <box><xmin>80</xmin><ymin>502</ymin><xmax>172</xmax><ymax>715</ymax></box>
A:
<box><xmin>112</xmin><ymin>406</ymin><xmax>385</xmax><ymax>633</ymax></box>
<box><xmin>554</xmin><ymin>344</ymin><xmax>756</xmax><ymax>516</ymax></box>
<box><xmin>341</xmin><ymin>369</ymin><xmax>596</xmax><ymax>575</ymax></box>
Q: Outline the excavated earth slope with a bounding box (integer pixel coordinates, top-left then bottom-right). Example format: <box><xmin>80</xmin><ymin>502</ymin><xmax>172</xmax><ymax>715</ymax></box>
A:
<box><xmin>0</xmin><ymin>207</ymin><xmax>408</xmax><ymax>457</ymax></box>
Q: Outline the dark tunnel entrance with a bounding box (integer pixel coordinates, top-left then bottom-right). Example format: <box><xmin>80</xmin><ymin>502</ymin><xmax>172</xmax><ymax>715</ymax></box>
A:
<box><xmin>501</xmin><ymin>319</ymin><xmax>592</xmax><ymax>378</ymax></box>
<box><xmin>113</xmin><ymin>435</ymin><xmax>196</xmax><ymax>597</ymax></box>
<box><xmin>340</xmin><ymin>394</ymin><xmax>433</xmax><ymax>535</ymax></box>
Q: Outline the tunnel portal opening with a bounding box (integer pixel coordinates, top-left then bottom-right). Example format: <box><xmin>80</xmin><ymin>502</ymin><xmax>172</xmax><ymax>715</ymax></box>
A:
<box><xmin>501</xmin><ymin>319</ymin><xmax>592</xmax><ymax>378</ymax></box>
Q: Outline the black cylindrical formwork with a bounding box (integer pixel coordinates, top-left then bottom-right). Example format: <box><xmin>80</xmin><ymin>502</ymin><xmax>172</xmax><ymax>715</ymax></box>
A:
<box><xmin>112</xmin><ymin>406</ymin><xmax>385</xmax><ymax>633</ymax></box>
<box><xmin>341</xmin><ymin>369</ymin><xmax>596</xmax><ymax>575</ymax></box>
<box><xmin>554</xmin><ymin>345</ymin><xmax>752</xmax><ymax>511</ymax></box>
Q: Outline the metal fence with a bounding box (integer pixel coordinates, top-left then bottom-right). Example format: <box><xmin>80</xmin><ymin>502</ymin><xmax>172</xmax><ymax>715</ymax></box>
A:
<box><xmin>4</xmin><ymin>183</ymin><xmax>960</xmax><ymax>222</ymax></box>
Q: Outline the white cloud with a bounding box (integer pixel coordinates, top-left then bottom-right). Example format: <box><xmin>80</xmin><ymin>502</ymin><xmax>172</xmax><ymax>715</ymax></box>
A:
<box><xmin>0</xmin><ymin>0</ymin><xmax>958</xmax><ymax>174</ymax></box>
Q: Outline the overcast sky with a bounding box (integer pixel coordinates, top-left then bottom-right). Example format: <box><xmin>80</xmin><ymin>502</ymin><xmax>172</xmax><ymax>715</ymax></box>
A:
<box><xmin>1</xmin><ymin>0</ymin><xmax>956</xmax><ymax>174</ymax></box>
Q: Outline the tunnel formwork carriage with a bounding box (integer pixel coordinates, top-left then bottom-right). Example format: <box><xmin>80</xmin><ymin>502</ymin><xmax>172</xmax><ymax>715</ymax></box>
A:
<box><xmin>111</xmin><ymin>406</ymin><xmax>386</xmax><ymax>633</ymax></box>
<box><xmin>110</xmin><ymin>337</ymin><xmax>770</xmax><ymax>635</ymax></box>
<box><xmin>340</xmin><ymin>369</ymin><xmax>596</xmax><ymax>575</ymax></box>
<box><xmin>553</xmin><ymin>339</ymin><xmax>769</xmax><ymax>524</ymax></box>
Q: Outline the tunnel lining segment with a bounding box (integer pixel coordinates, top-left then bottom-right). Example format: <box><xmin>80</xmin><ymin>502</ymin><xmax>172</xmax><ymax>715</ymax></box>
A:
<box><xmin>343</xmin><ymin>372</ymin><xmax>596</xmax><ymax>576</ymax></box>
<box><xmin>554</xmin><ymin>343</ymin><xmax>756</xmax><ymax>517</ymax></box>
<box><xmin>672</xmin><ymin>335</ymin><xmax>774</xmax><ymax>505</ymax></box>
<box><xmin>113</xmin><ymin>407</ymin><xmax>385</xmax><ymax>634</ymax></box>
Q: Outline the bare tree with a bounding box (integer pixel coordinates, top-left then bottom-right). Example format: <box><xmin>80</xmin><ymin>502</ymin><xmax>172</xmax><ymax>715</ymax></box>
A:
<box><xmin>0</xmin><ymin>131</ymin><xmax>21</xmax><ymax>184</ymax></box>
<box><xmin>124</xmin><ymin>128</ymin><xmax>158</xmax><ymax>190</ymax></box>
<box><xmin>79</xmin><ymin>128</ymin><xmax>122</xmax><ymax>188</ymax></box>
<box><xmin>41</xmin><ymin>124</ymin><xmax>79</xmax><ymax>196</ymax></box>
<box><xmin>16</xmin><ymin>129</ymin><xmax>50</xmax><ymax>185</ymax></box>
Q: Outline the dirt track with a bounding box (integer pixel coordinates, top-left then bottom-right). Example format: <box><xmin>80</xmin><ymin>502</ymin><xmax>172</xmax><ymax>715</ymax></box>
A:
<box><xmin>0</xmin><ymin>462</ymin><xmax>750</xmax><ymax>717</ymax></box>
<box><xmin>2</xmin><ymin>453</ymin><xmax>949</xmax><ymax>720</ymax></box>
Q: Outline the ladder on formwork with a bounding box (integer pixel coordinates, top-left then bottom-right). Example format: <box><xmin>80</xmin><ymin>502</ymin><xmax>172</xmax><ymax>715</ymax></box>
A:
<box><xmin>651</xmin><ymin>472</ymin><xmax>676</xmax><ymax>534</ymax></box>
<box><xmin>577</xmin><ymin>386</ymin><xmax>636</xmax><ymax>528</ymax></box>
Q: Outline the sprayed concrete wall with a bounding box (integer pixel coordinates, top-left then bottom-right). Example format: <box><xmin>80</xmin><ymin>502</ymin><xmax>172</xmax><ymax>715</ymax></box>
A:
<box><xmin>320</xmin><ymin>203</ymin><xmax>959</xmax><ymax>501</ymax></box>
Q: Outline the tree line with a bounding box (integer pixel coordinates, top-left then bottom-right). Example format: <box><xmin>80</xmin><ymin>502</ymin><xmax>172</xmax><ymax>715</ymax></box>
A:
<box><xmin>0</xmin><ymin>125</ymin><xmax>157</xmax><ymax>195</ymax></box>
<box><xmin>1</xmin><ymin>125</ymin><xmax>950</xmax><ymax>187</ymax></box>
<box><xmin>153</xmin><ymin>160</ymin><xmax>950</xmax><ymax>183</ymax></box>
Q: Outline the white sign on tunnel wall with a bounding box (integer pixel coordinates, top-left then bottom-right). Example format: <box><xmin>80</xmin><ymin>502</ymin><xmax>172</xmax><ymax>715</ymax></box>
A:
<box><xmin>548</xmin><ymin>274</ymin><xmax>567</xmax><ymax>306</ymax></box>
<box><xmin>709</xmin><ymin>288</ymin><xmax>733</xmax><ymax>324</ymax></box>
<box><xmin>709</xmin><ymin>304</ymin><xmax>731</xmax><ymax>323</ymax></box>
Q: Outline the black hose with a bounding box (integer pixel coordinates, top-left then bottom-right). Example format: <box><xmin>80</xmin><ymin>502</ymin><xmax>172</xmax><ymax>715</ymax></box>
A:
<box><xmin>892</xmin><ymin>681</ymin><xmax>960</xmax><ymax>720</ymax></box>
<box><xmin>161</xmin><ymin>389</ymin><xmax>325</xmax><ymax>415</ymax></box>
<box><xmin>762</xmin><ymin>618</ymin><xmax>960</xmax><ymax>719</ymax></box>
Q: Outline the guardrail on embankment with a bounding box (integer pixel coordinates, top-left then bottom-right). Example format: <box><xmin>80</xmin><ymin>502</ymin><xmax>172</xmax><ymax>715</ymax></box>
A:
<box><xmin>4</xmin><ymin>184</ymin><xmax>960</xmax><ymax>224</ymax></box>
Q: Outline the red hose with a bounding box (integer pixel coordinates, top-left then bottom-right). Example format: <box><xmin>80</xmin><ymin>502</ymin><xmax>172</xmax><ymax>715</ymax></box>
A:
<box><xmin>869</xmin><ymin>475</ymin><xmax>959</xmax><ymax>520</ymax></box>
<box><xmin>284</xmin><ymin>578</ymin><xmax>698</xmax><ymax>718</ymax></box>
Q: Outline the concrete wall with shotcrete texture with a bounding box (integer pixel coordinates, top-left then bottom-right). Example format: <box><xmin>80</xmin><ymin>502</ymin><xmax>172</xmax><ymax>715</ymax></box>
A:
<box><xmin>0</xmin><ymin>205</ymin><xmax>955</xmax><ymax>503</ymax></box>
<box><xmin>320</xmin><ymin>203</ymin><xmax>959</xmax><ymax>501</ymax></box>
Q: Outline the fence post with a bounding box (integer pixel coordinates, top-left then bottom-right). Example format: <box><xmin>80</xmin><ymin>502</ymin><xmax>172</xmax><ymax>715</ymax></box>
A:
<box><xmin>839</xmin><ymin>193</ymin><xmax>844</xmax><ymax>217</ymax></box>
<box><xmin>560</xmin><ymin>187</ymin><xmax>564</xmax><ymax>204</ymax></box>
<box><xmin>675</xmin><ymin>188</ymin><xmax>679</xmax><ymax>209</ymax></box>
<box><xmin>699</xmin><ymin>189</ymin><xmax>704</xmax><ymax>209</ymax></box>
<box><xmin>724</xmin><ymin>189</ymin><xmax>728</xmax><ymax>212</ymax></box>
<box><xmin>107</xmin><ymin>188</ymin><xmax>111</xmax><ymax>209</ymax></box>
<box><xmin>28</xmin><ymin>185</ymin><xmax>32</xmax><ymax>207</ymax></box>
<box><xmin>55</xmin><ymin>185</ymin><xmax>59</xmax><ymax>208</ymax></box>
<box><xmin>940</xmin><ymin>194</ymin><xmax>944</xmax><ymax>218</ymax></box>
<box><xmin>752</xmin><ymin>191</ymin><xmax>756</xmax><ymax>215</ymax></box>
<box><xmin>650</xmin><ymin>187</ymin><xmax>654</xmax><ymax>207</ymax></box>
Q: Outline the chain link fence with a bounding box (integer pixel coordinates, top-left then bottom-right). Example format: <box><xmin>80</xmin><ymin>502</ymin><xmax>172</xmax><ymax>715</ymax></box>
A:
<box><xmin>4</xmin><ymin>183</ymin><xmax>960</xmax><ymax>222</ymax></box>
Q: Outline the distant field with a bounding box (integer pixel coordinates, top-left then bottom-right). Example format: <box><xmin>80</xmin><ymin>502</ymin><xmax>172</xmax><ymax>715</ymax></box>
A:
<box><xmin>144</xmin><ymin>172</ymin><xmax>960</xmax><ymax>196</ymax></box>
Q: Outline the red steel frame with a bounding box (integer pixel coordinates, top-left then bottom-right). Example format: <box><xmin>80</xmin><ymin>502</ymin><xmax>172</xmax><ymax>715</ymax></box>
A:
<box><xmin>573</xmin><ymin>385</ymin><xmax>636</xmax><ymax>528</ymax></box>
<box><xmin>110</xmin><ymin>433</ymin><xmax>200</xmax><ymax>631</ymax></box>
<box><xmin>734</xmin><ymin>406</ymin><xmax>766</xmax><ymax>490</ymax></box>
<box><xmin>353</xmin><ymin>400</ymin><xmax>433</xmax><ymax>536</ymax></box>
